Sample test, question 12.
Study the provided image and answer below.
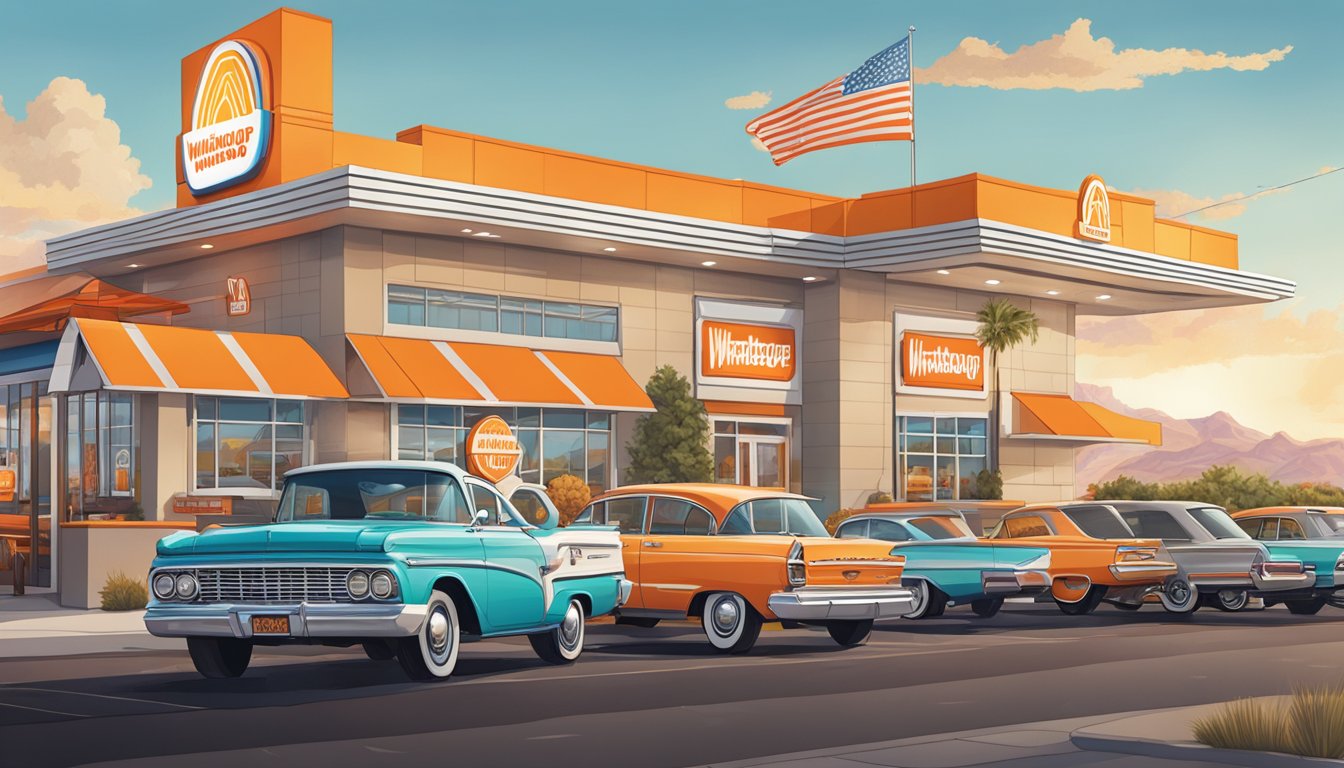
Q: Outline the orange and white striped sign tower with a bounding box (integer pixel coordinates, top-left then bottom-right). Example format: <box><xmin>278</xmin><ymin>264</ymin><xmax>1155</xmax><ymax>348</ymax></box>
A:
<box><xmin>181</xmin><ymin>40</ymin><xmax>273</xmax><ymax>196</ymax></box>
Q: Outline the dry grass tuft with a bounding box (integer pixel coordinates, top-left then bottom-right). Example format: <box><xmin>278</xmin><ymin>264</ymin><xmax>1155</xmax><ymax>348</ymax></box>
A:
<box><xmin>1192</xmin><ymin>685</ymin><xmax>1344</xmax><ymax>759</ymax></box>
<box><xmin>99</xmin><ymin>571</ymin><xmax>148</xmax><ymax>611</ymax></box>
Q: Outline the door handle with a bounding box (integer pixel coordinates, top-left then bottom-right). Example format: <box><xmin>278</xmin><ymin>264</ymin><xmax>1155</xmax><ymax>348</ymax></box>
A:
<box><xmin>642</xmin><ymin>541</ymin><xmax>662</xmax><ymax>548</ymax></box>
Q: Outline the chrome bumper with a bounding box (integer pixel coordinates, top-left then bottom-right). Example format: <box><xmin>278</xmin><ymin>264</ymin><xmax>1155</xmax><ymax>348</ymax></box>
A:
<box><xmin>767</xmin><ymin>586</ymin><xmax>917</xmax><ymax>622</ymax></box>
<box><xmin>144</xmin><ymin>601</ymin><xmax>429</xmax><ymax>639</ymax></box>
<box><xmin>983</xmin><ymin>569</ymin><xmax>1050</xmax><ymax>595</ymax></box>
<box><xmin>1250</xmin><ymin>566</ymin><xmax>1316</xmax><ymax>592</ymax></box>
<box><xmin>1108</xmin><ymin>561</ymin><xmax>1180</xmax><ymax>581</ymax></box>
<box><xmin>617</xmin><ymin>579</ymin><xmax>634</xmax><ymax>607</ymax></box>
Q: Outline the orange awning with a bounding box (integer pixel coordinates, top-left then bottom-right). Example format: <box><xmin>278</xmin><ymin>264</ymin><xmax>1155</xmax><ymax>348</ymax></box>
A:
<box><xmin>51</xmin><ymin>319</ymin><xmax>348</xmax><ymax>399</ymax></box>
<box><xmin>1011</xmin><ymin>392</ymin><xmax>1161</xmax><ymax>446</ymax></box>
<box><xmin>347</xmin><ymin>334</ymin><xmax>654</xmax><ymax>411</ymax></box>
<box><xmin>0</xmin><ymin>274</ymin><xmax>189</xmax><ymax>334</ymax></box>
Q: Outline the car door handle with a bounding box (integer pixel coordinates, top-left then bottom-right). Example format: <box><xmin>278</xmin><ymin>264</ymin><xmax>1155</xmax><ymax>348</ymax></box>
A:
<box><xmin>643</xmin><ymin>541</ymin><xmax>662</xmax><ymax>548</ymax></box>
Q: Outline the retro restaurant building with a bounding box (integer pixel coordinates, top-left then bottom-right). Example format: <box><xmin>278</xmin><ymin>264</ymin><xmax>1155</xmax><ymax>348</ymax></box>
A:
<box><xmin>0</xmin><ymin>9</ymin><xmax>1295</xmax><ymax>606</ymax></box>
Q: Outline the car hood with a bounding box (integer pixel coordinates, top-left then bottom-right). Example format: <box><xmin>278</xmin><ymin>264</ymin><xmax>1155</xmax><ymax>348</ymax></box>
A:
<box><xmin>157</xmin><ymin>520</ymin><xmax>438</xmax><ymax>556</ymax></box>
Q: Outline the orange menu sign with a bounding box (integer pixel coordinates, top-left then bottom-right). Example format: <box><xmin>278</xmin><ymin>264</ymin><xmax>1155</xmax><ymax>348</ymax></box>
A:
<box><xmin>465</xmin><ymin>415</ymin><xmax>522</xmax><ymax>483</ymax></box>
<box><xmin>699</xmin><ymin>320</ymin><xmax>796</xmax><ymax>382</ymax></box>
<box><xmin>901</xmin><ymin>332</ymin><xmax>984</xmax><ymax>391</ymax></box>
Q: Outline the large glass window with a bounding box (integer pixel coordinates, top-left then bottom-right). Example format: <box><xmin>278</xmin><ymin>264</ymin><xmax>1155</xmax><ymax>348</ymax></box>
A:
<box><xmin>898</xmin><ymin>415</ymin><xmax>987</xmax><ymax>501</ymax></box>
<box><xmin>395</xmin><ymin>406</ymin><xmax>613</xmax><ymax>494</ymax></box>
<box><xmin>387</xmin><ymin>284</ymin><xmax>618</xmax><ymax>343</ymax></box>
<box><xmin>61</xmin><ymin>391</ymin><xmax>139</xmax><ymax>520</ymax></box>
<box><xmin>195</xmin><ymin>397</ymin><xmax>305</xmax><ymax>493</ymax></box>
<box><xmin>712</xmin><ymin>419</ymin><xmax>790</xmax><ymax>488</ymax></box>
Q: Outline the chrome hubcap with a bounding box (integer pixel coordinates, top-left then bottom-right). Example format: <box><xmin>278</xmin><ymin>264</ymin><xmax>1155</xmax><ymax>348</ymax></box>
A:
<box><xmin>428</xmin><ymin>609</ymin><xmax>450</xmax><ymax>656</ymax></box>
<box><xmin>1170</xmin><ymin>582</ymin><xmax>1190</xmax><ymax>603</ymax></box>
<box><xmin>910</xmin><ymin>583</ymin><xmax>926</xmax><ymax>611</ymax></box>
<box><xmin>559</xmin><ymin>604</ymin><xmax>582</xmax><ymax>649</ymax></box>
<box><xmin>1220</xmin><ymin>591</ymin><xmax>1244</xmax><ymax>607</ymax></box>
<box><xmin>713</xmin><ymin>598</ymin><xmax>740</xmax><ymax>634</ymax></box>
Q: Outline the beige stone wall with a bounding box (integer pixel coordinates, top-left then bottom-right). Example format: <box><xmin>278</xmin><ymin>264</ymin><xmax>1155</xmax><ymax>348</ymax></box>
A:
<box><xmin>138</xmin><ymin>393</ymin><xmax>191</xmax><ymax>521</ymax></box>
<box><xmin>57</xmin><ymin>525</ymin><xmax>182</xmax><ymax>609</ymax></box>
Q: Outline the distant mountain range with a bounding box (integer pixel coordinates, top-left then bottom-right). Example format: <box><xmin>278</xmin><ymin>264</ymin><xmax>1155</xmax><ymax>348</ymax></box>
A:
<box><xmin>1073</xmin><ymin>383</ymin><xmax>1344</xmax><ymax>495</ymax></box>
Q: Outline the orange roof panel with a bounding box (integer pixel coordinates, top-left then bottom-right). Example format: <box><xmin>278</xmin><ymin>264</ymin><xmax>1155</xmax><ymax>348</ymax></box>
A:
<box><xmin>369</xmin><ymin>336</ymin><xmax>484</xmax><ymax>402</ymax></box>
<box><xmin>347</xmin><ymin>334</ymin><xmax>420</xmax><ymax>398</ymax></box>
<box><xmin>541</xmin><ymin>351</ymin><xmax>653</xmax><ymax>411</ymax></box>
<box><xmin>75</xmin><ymin>319</ymin><xmax>164</xmax><ymax>388</ymax></box>
<box><xmin>231</xmin><ymin>332</ymin><xmax>349</xmax><ymax>398</ymax></box>
<box><xmin>136</xmin><ymin>323</ymin><xmax>259</xmax><ymax>393</ymax></box>
<box><xmin>1012</xmin><ymin>392</ymin><xmax>1161</xmax><ymax>446</ymax></box>
<box><xmin>449</xmin><ymin>342</ymin><xmax>582</xmax><ymax>406</ymax></box>
<box><xmin>1077</xmin><ymin>402</ymin><xmax>1163</xmax><ymax>447</ymax></box>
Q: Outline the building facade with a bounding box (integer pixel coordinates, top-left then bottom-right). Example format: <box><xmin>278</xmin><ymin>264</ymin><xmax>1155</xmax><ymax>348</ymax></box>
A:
<box><xmin>0</xmin><ymin>9</ymin><xmax>1295</xmax><ymax>605</ymax></box>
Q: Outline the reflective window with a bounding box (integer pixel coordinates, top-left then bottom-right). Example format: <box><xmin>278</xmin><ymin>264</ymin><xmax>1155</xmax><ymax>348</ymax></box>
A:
<box><xmin>387</xmin><ymin>284</ymin><xmax>618</xmax><ymax>343</ymax></box>
<box><xmin>1003</xmin><ymin>515</ymin><xmax>1052</xmax><ymax>538</ymax></box>
<box><xmin>1187</xmin><ymin>507</ymin><xmax>1249</xmax><ymax>540</ymax></box>
<box><xmin>604</xmin><ymin>496</ymin><xmax>648</xmax><ymax>534</ymax></box>
<box><xmin>868</xmin><ymin>519</ymin><xmax>914</xmax><ymax>542</ymax></box>
<box><xmin>907</xmin><ymin>516</ymin><xmax>974</xmax><ymax>540</ymax></box>
<box><xmin>1063</xmin><ymin>506</ymin><xmax>1134</xmax><ymax>539</ymax></box>
<box><xmin>898</xmin><ymin>415</ymin><xmax>988</xmax><ymax>501</ymax></box>
<box><xmin>1279</xmin><ymin>517</ymin><xmax>1307</xmax><ymax>540</ymax></box>
<box><xmin>276</xmin><ymin>469</ymin><xmax>470</xmax><ymax>523</ymax></box>
<box><xmin>195</xmin><ymin>397</ymin><xmax>304</xmax><ymax>492</ymax></box>
<box><xmin>648</xmin><ymin>497</ymin><xmax>715</xmax><ymax>536</ymax></box>
<box><xmin>836</xmin><ymin>520</ymin><xmax>869</xmax><ymax>539</ymax></box>
<box><xmin>1236</xmin><ymin>518</ymin><xmax>1269</xmax><ymax>538</ymax></box>
<box><xmin>1120</xmin><ymin>510</ymin><xmax>1192</xmax><ymax>541</ymax></box>
<box><xmin>720</xmin><ymin>505</ymin><xmax>753</xmax><ymax>534</ymax></box>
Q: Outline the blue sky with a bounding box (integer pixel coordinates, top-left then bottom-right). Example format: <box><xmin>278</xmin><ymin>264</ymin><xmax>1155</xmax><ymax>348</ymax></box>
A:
<box><xmin>2</xmin><ymin>1</ymin><xmax>1342</xmax><ymax>435</ymax></box>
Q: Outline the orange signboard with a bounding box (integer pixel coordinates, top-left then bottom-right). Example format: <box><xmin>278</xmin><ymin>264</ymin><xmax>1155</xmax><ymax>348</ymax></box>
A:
<box><xmin>226</xmin><ymin>277</ymin><xmax>251</xmax><ymax>317</ymax></box>
<box><xmin>465</xmin><ymin>415</ymin><xmax>522</xmax><ymax>483</ymax></box>
<box><xmin>172</xmin><ymin>496</ymin><xmax>233</xmax><ymax>515</ymax></box>
<box><xmin>901</xmin><ymin>332</ymin><xmax>985</xmax><ymax>391</ymax></box>
<box><xmin>0</xmin><ymin>469</ymin><xmax>13</xmax><ymax>503</ymax></box>
<box><xmin>699</xmin><ymin>320</ymin><xmax>796</xmax><ymax>383</ymax></box>
<box><xmin>1076</xmin><ymin>174</ymin><xmax>1111</xmax><ymax>243</ymax></box>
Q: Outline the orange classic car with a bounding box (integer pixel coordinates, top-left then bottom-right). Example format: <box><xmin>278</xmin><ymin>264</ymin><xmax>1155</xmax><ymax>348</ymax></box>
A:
<box><xmin>988</xmin><ymin>504</ymin><xmax>1180</xmax><ymax>614</ymax></box>
<box><xmin>575</xmin><ymin>484</ymin><xmax>916</xmax><ymax>653</ymax></box>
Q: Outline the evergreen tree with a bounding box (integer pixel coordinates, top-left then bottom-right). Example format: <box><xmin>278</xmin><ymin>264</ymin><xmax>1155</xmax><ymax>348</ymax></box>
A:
<box><xmin>625</xmin><ymin>365</ymin><xmax>713</xmax><ymax>483</ymax></box>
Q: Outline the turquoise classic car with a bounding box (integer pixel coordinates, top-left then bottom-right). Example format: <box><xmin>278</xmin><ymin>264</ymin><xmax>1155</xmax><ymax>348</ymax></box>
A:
<box><xmin>144</xmin><ymin>461</ymin><xmax>631</xmax><ymax>681</ymax></box>
<box><xmin>834</xmin><ymin>509</ymin><xmax>1050</xmax><ymax>618</ymax></box>
<box><xmin>1231</xmin><ymin>507</ymin><xmax>1344</xmax><ymax>614</ymax></box>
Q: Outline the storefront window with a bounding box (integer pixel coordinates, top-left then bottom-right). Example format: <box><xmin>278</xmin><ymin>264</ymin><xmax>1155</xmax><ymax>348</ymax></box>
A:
<box><xmin>898</xmin><ymin>415</ymin><xmax>988</xmax><ymax>501</ymax></box>
<box><xmin>194</xmin><ymin>397</ymin><xmax>305</xmax><ymax>493</ymax></box>
<box><xmin>62</xmin><ymin>391</ymin><xmax>140</xmax><ymax>520</ymax></box>
<box><xmin>712</xmin><ymin>419</ymin><xmax>790</xmax><ymax>489</ymax></box>
<box><xmin>394</xmin><ymin>405</ymin><xmax>613</xmax><ymax>494</ymax></box>
<box><xmin>386</xmin><ymin>284</ymin><xmax>618</xmax><ymax>343</ymax></box>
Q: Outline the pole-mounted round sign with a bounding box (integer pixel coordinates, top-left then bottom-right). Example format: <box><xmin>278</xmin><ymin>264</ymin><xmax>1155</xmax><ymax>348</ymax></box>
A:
<box><xmin>465</xmin><ymin>415</ymin><xmax>522</xmax><ymax>483</ymax></box>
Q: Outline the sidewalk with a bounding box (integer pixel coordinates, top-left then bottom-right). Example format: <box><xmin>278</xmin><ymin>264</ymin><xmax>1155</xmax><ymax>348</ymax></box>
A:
<box><xmin>0</xmin><ymin>593</ymin><xmax>175</xmax><ymax>658</ymax></box>
<box><xmin>700</xmin><ymin>704</ymin><xmax>1340</xmax><ymax>768</ymax></box>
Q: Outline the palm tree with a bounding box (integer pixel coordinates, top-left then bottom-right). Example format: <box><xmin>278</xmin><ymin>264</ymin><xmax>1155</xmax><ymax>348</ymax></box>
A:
<box><xmin>975</xmin><ymin>298</ymin><xmax>1040</xmax><ymax>474</ymax></box>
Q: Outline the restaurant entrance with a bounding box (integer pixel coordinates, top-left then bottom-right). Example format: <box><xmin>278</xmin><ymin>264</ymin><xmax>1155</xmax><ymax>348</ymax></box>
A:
<box><xmin>0</xmin><ymin>380</ymin><xmax>52</xmax><ymax>589</ymax></box>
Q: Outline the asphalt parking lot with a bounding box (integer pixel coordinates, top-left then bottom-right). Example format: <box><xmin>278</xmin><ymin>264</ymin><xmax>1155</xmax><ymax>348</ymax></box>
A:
<box><xmin>4</xmin><ymin>601</ymin><xmax>1344</xmax><ymax>767</ymax></box>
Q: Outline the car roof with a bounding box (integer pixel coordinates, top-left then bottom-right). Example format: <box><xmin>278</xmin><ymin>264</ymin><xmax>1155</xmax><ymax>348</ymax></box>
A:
<box><xmin>592</xmin><ymin>483</ymin><xmax>812</xmax><ymax>512</ymax></box>
<box><xmin>285</xmin><ymin>460</ymin><xmax>471</xmax><ymax>480</ymax></box>
<box><xmin>1231</xmin><ymin>506</ymin><xmax>1344</xmax><ymax>518</ymax></box>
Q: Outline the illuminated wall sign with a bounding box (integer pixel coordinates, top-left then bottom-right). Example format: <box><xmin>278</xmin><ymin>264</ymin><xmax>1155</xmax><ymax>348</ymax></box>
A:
<box><xmin>694</xmin><ymin>298</ymin><xmax>803</xmax><ymax>406</ymax></box>
<box><xmin>182</xmin><ymin>40</ymin><xmax>272</xmax><ymax>196</ymax></box>
<box><xmin>700</xmin><ymin>320</ymin><xmax>796</xmax><ymax>382</ymax></box>
<box><xmin>225</xmin><ymin>276</ymin><xmax>251</xmax><ymax>317</ymax></box>
<box><xmin>465</xmin><ymin>415</ymin><xmax>522</xmax><ymax>483</ymax></box>
<box><xmin>1076</xmin><ymin>174</ymin><xmax>1111</xmax><ymax>243</ymax></box>
<box><xmin>900</xmin><ymin>332</ymin><xmax>984</xmax><ymax>391</ymax></box>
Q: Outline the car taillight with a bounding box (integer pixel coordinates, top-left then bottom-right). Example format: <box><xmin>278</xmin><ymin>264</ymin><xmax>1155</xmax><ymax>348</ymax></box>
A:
<box><xmin>1115</xmin><ymin>546</ymin><xmax>1158</xmax><ymax>563</ymax></box>
<box><xmin>1260</xmin><ymin>561</ymin><xmax>1304</xmax><ymax>575</ymax></box>
<box><xmin>787</xmin><ymin>541</ymin><xmax>806</xmax><ymax>586</ymax></box>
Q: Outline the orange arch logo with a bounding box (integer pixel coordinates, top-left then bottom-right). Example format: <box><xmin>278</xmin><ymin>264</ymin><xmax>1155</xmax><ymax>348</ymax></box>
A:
<box><xmin>1076</xmin><ymin>175</ymin><xmax>1111</xmax><ymax>243</ymax></box>
<box><xmin>182</xmin><ymin>40</ymin><xmax>272</xmax><ymax>196</ymax></box>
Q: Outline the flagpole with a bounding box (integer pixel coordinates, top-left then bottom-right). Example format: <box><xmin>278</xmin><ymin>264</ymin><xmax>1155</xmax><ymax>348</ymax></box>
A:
<box><xmin>908</xmin><ymin>25</ymin><xmax>916</xmax><ymax>188</ymax></box>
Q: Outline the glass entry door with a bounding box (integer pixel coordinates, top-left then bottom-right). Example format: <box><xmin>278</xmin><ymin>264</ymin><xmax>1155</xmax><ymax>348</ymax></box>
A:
<box><xmin>737</xmin><ymin>436</ymin><xmax>786</xmax><ymax>488</ymax></box>
<box><xmin>1</xmin><ymin>381</ymin><xmax>51</xmax><ymax>589</ymax></box>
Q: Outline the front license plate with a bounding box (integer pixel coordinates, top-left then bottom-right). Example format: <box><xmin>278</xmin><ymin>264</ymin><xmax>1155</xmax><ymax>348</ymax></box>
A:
<box><xmin>250</xmin><ymin>615</ymin><xmax>290</xmax><ymax>635</ymax></box>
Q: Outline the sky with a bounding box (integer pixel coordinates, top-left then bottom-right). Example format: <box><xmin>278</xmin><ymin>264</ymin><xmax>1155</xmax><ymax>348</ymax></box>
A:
<box><xmin>1</xmin><ymin>1</ymin><xmax>1341</xmax><ymax>437</ymax></box>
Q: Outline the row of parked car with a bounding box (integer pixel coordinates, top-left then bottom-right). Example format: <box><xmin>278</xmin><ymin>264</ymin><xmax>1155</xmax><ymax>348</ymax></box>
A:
<box><xmin>142</xmin><ymin>460</ymin><xmax>1344</xmax><ymax>681</ymax></box>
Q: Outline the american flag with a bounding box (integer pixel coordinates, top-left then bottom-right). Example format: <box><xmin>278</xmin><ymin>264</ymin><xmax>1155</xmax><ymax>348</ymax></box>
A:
<box><xmin>746</xmin><ymin>38</ymin><xmax>913</xmax><ymax>166</ymax></box>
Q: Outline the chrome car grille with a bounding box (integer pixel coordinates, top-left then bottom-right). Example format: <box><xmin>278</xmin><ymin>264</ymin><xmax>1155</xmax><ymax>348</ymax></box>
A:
<box><xmin>194</xmin><ymin>567</ymin><xmax>356</xmax><ymax>604</ymax></box>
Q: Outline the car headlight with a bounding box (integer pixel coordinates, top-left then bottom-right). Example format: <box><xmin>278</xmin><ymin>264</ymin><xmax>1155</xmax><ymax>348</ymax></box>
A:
<box><xmin>153</xmin><ymin>573</ymin><xmax>176</xmax><ymax>600</ymax></box>
<box><xmin>347</xmin><ymin>570</ymin><xmax>371</xmax><ymax>599</ymax></box>
<box><xmin>174</xmin><ymin>573</ymin><xmax>198</xmax><ymax>600</ymax></box>
<box><xmin>370</xmin><ymin>571</ymin><xmax>396</xmax><ymax>599</ymax></box>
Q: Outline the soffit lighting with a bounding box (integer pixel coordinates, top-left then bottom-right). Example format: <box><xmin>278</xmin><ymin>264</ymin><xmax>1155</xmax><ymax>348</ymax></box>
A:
<box><xmin>460</xmin><ymin>228</ymin><xmax>473</xmax><ymax>233</ymax></box>
<box><xmin>603</xmin><ymin>247</ymin><xmax>617</xmax><ymax>252</ymax></box>
<box><xmin>472</xmin><ymin>231</ymin><xmax>501</xmax><ymax>238</ymax></box>
<box><xmin>936</xmin><ymin>269</ymin><xmax>950</xmax><ymax>275</ymax></box>
<box><xmin>701</xmin><ymin>260</ymin><xmax>717</xmax><ymax>267</ymax></box>
<box><xmin>1046</xmin><ymin>290</ymin><xmax>1060</xmax><ymax>296</ymax></box>
<box><xmin>984</xmin><ymin>279</ymin><xmax>1001</xmax><ymax>286</ymax></box>
<box><xmin>802</xmin><ymin>276</ymin><xmax>820</xmax><ymax>282</ymax></box>
<box><xmin>1096</xmin><ymin>294</ymin><xmax>1112</xmax><ymax>301</ymax></box>
<box><xmin>127</xmin><ymin>263</ymin><xmax>142</xmax><ymax>269</ymax></box>
<box><xmin>199</xmin><ymin>244</ymin><xmax>214</xmax><ymax>250</ymax></box>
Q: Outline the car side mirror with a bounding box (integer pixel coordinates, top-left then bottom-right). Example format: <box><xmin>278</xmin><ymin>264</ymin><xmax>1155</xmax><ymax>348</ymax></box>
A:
<box><xmin>471</xmin><ymin>509</ymin><xmax>490</xmax><ymax>529</ymax></box>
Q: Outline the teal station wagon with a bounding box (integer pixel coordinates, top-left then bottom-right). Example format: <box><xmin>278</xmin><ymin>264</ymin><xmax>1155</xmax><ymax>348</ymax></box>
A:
<box><xmin>144</xmin><ymin>461</ymin><xmax>631</xmax><ymax>681</ymax></box>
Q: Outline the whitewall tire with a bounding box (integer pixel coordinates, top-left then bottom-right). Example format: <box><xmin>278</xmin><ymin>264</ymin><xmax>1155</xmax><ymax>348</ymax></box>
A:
<box><xmin>702</xmin><ymin>592</ymin><xmax>762</xmax><ymax>654</ymax></box>
<box><xmin>397</xmin><ymin>589</ymin><xmax>461</xmax><ymax>681</ymax></box>
<box><xmin>530</xmin><ymin>598</ymin><xmax>586</xmax><ymax>664</ymax></box>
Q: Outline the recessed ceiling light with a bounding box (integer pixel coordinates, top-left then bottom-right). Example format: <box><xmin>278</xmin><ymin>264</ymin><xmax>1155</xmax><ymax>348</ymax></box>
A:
<box><xmin>603</xmin><ymin>247</ymin><xmax>617</xmax><ymax>252</ymax></box>
<box><xmin>984</xmin><ymin>279</ymin><xmax>1001</xmax><ymax>286</ymax></box>
<box><xmin>127</xmin><ymin>263</ymin><xmax>142</xmax><ymax>269</ymax></box>
<box><xmin>1096</xmin><ymin>294</ymin><xmax>1112</xmax><ymax>301</ymax></box>
<box><xmin>472</xmin><ymin>231</ymin><xmax>500</xmax><ymax>238</ymax></box>
<box><xmin>802</xmin><ymin>276</ymin><xmax>820</xmax><ymax>282</ymax></box>
<box><xmin>460</xmin><ymin>228</ymin><xmax>473</xmax><ymax>233</ymax></box>
<box><xmin>199</xmin><ymin>244</ymin><xmax>213</xmax><ymax>250</ymax></box>
<box><xmin>701</xmin><ymin>260</ymin><xmax>717</xmax><ymax>267</ymax></box>
<box><xmin>936</xmin><ymin>269</ymin><xmax>950</xmax><ymax>275</ymax></box>
<box><xmin>1046</xmin><ymin>290</ymin><xmax>1060</xmax><ymax>296</ymax></box>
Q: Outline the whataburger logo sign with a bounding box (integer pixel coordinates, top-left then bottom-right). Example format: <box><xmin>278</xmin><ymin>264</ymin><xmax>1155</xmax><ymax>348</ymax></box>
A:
<box><xmin>182</xmin><ymin>40</ymin><xmax>272</xmax><ymax>196</ymax></box>
<box><xmin>901</xmin><ymin>332</ymin><xmax>984</xmax><ymax>391</ymax></box>
<box><xmin>1076</xmin><ymin>174</ymin><xmax>1111</xmax><ymax>243</ymax></box>
<box><xmin>700</xmin><ymin>320</ymin><xmax>796</xmax><ymax>382</ymax></box>
<box><xmin>465</xmin><ymin>416</ymin><xmax>522</xmax><ymax>484</ymax></box>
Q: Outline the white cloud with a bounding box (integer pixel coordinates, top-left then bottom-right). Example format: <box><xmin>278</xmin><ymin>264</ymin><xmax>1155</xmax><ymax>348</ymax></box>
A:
<box><xmin>0</xmin><ymin>77</ymin><xmax>151</xmax><ymax>276</ymax></box>
<box><xmin>1123</xmin><ymin>183</ymin><xmax>1292</xmax><ymax>222</ymax></box>
<box><xmin>917</xmin><ymin>18</ymin><xmax>1291</xmax><ymax>91</ymax></box>
<box><xmin>725</xmin><ymin>90</ymin><xmax>772</xmax><ymax>110</ymax></box>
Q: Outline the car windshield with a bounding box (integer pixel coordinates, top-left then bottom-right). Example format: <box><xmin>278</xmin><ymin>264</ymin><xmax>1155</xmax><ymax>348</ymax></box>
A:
<box><xmin>1063</xmin><ymin>506</ymin><xmax>1135</xmax><ymax>539</ymax></box>
<box><xmin>746</xmin><ymin>498</ymin><xmax>829</xmax><ymax>537</ymax></box>
<box><xmin>1119</xmin><ymin>509</ymin><xmax>1192</xmax><ymax>540</ymax></box>
<box><xmin>276</xmin><ymin>469</ymin><xmax>472</xmax><ymax>523</ymax></box>
<box><xmin>906</xmin><ymin>515</ymin><xmax>974</xmax><ymax>540</ymax></box>
<box><xmin>1188</xmin><ymin>506</ymin><xmax>1252</xmax><ymax>540</ymax></box>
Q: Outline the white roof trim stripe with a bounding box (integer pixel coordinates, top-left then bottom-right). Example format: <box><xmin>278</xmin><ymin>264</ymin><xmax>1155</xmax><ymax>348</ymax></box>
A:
<box><xmin>534</xmin><ymin>351</ymin><xmax>595</xmax><ymax>407</ymax></box>
<box><xmin>121</xmin><ymin>323</ymin><xmax>175</xmax><ymax>389</ymax></box>
<box><xmin>217</xmin><ymin>332</ymin><xmax>273</xmax><ymax>395</ymax></box>
<box><xmin>432</xmin><ymin>341</ymin><xmax>495</xmax><ymax>401</ymax></box>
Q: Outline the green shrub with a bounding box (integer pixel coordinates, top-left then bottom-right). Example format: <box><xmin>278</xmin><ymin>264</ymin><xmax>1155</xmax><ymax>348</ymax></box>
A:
<box><xmin>1090</xmin><ymin>465</ymin><xmax>1344</xmax><ymax>513</ymax></box>
<box><xmin>625</xmin><ymin>366</ymin><xmax>713</xmax><ymax>484</ymax></box>
<box><xmin>1193</xmin><ymin>685</ymin><xmax>1344</xmax><ymax>759</ymax></box>
<box><xmin>866</xmin><ymin>491</ymin><xmax>893</xmax><ymax>505</ymax></box>
<box><xmin>968</xmin><ymin>469</ymin><xmax>1004</xmax><ymax>500</ymax></box>
<box><xmin>100</xmin><ymin>571</ymin><xmax>148</xmax><ymax>611</ymax></box>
